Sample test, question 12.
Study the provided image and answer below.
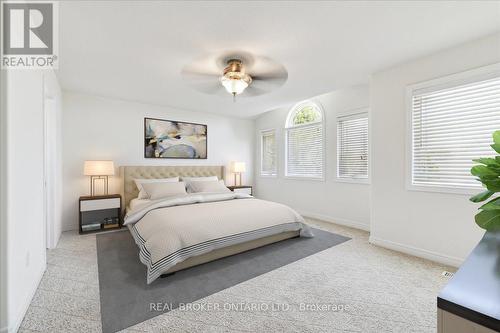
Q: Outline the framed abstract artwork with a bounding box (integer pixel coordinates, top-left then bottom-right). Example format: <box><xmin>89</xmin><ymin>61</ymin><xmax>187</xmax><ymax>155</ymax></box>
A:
<box><xmin>144</xmin><ymin>117</ymin><xmax>207</xmax><ymax>159</ymax></box>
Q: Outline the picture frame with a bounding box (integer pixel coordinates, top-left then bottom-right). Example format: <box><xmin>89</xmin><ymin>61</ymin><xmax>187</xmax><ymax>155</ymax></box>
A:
<box><xmin>144</xmin><ymin>117</ymin><xmax>207</xmax><ymax>159</ymax></box>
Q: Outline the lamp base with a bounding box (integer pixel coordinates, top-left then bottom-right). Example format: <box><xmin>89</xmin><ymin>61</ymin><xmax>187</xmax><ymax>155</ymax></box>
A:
<box><xmin>233</xmin><ymin>173</ymin><xmax>243</xmax><ymax>186</ymax></box>
<box><xmin>90</xmin><ymin>175</ymin><xmax>109</xmax><ymax>196</ymax></box>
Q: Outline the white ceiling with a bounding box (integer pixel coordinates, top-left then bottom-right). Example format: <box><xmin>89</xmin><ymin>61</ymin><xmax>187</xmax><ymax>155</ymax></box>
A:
<box><xmin>58</xmin><ymin>1</ymin><xmax>500</xmax><ymax>118</ymax></box>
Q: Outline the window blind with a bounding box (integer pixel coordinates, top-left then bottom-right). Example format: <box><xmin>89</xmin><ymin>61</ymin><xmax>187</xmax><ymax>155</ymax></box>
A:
<box><xmin>261</xmin><ymin>130</ymin><xmax>277</xmax><ymax>176</ymax></box>
<box><xmin>411</xmin><ymin>75</ymin><xmax>500</xmax><ymax>189</ymax></box>
<box><xmin>337</xmin><ymin>114</ymin><xmax>369</xmax><ymax>180</ymax></box>
<box><xmin>286</xmin><ymin>123</ymin><xmax>324</xmax><ymax>178</ymax></box>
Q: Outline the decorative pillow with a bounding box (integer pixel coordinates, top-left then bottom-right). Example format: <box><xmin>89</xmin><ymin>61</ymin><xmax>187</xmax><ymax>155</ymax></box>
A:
<box><xmin>141</xmin><ymin>181</ymin><xmax>187</xmax><ymax>200</ymax></box>
<box><xmin>134</xmin><ymin>177</ymin><xmax>179</xmax><ymax>199</ymax></box>
<box><xmin>181</xmin><ymin>176</ymin><xmax>219</xmax><ymax>193</ymax></box>
<box><xmin>188</xmin><ymin>180</ymin><xmax>230</xmax><ymax>194</ymax></box>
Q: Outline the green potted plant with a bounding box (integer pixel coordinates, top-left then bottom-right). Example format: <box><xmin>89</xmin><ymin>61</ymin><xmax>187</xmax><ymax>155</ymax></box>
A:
<box><xmin>470</xmin><ymin>130</ymin><xmax>500</xmax><ymax>231</ymax></box>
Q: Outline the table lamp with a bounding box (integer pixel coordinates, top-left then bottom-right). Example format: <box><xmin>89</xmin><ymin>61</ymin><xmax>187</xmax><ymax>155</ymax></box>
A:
<box><xmin>84</xmin><ymin>160</ymin><xmax>114</xmax><ymax>196</ymax></box>
<box><xmin>232</xmin><ymin>162</ymin><xmax>246</xmax><ymax>186</ymax></box>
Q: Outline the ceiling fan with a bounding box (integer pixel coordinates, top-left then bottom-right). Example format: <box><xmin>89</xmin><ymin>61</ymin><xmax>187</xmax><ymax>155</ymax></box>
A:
<box><xmin>181</xmin><ymin>52</ymin><xmax>288</xmax><ymax>101</ymax></box>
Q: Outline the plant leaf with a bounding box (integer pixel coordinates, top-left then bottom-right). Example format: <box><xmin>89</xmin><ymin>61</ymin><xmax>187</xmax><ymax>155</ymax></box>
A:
<box><xmin>482</xmin><ymin>179</ymin><xmax>500</xmax><ymax>192</ymax></box>
<box><xmin>470</xmin><ymin>190</ymin><xmax>495</xmax><ymax>203</ymax></box>
<box><xmin>491</xmin><ymin>143</ymin><xmax>500</xmax><ymax>154</ymax></box>
<box><xmin>479</xmin><ymin>196</ymin><xmax>500</xmax><ymax>210</ymax></box>
<box><xmin>480</xmin><ymin>175</ymin><xmax>499</xmax><ymax>181</ymax></box>
<box><xmin>471</xmin><ymin>165</ymin><xmax>499</xmax><ymax>177</ymax></box>
<box><xmin>472</xmin><ymin>158</ymin><xmax>499</xmax><ymax>166</ymax></box>
<box><xmin>475</xmin><ymin>209</ymin><xmax>500</xmax><ymax>231</ymax></box>
<box><xmin>493</xmin><ymin>130</ymin><xmax>500</xmax><ymax>145</ymax></box>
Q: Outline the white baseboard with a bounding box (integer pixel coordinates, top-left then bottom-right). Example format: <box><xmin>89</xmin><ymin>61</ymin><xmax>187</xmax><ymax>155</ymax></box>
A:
<box><xmin>62</xmin><ymin>223</ymin><xmax>77</xmax><ymax>232</ymax></box>
<box><xmin>369</xmin><ymin>236</ymin><xmax>463</xmax><ymax>267</ymax></box>
<box><xmin>9</xmin><ymin>263</ymin><xmax>46</xmax><ymax>333</ymax></box>
<box><xmin>299</xmin><ymin>210</ymin><xmax>370</xmax><ymax>232</ymax></box>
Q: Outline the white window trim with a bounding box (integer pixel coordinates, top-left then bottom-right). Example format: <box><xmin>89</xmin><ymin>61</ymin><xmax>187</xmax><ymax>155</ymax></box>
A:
<box><xmin>335</xmin><ymin>108</ymin><xmax>370</xmax><ymax>185</ymax></box>
<box><xmin>260</xmin><ymin>128</ymin><xmax>278</xmax><ymax>178</ymax></box>
<box><xmin>405</xmin><ymin>62</ymin><xmax>500</xmax><ymax>195</ymax></box>
<box><xmin>284</xmin><ymin>100</ymin><xmax>326</xmax><ymax>181</ymax></box>
<box><xmin>285</xmin><ymin>100</ymin><xmax>323</xmax><ymax>127</ymax></box>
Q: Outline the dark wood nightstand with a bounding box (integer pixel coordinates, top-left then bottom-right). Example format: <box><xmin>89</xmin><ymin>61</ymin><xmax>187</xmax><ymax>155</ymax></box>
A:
<box><xmin>227</xmin><ymin>185</ymin><xmax>253</xmax><ymax>195</ymax></box>
<box><xmin>79</xmin><ymin>194</ymin><xmax>122</xmax><ymax>234</ymax></box>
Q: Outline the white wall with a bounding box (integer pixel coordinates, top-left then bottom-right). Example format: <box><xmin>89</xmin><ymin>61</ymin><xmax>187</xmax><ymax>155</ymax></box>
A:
<box><xmin>1</xmin><ymin>67</ymin><xmax>8</xmax><ymax>333</ymax></box>
<box><xmin>1</xmin><ymin>69</ymin><xmax>62</xmax><ymax>333</ymax></box>
<box><xmin>370</xmin><ymin>33</ymin><xmax>500</xmax><ymax>266</ymax></box>
<box><xmin>61</xmin><ymin>92</ymin><xmax>255</xmax><ymax>231</ymax></box>
<box><xmin>44</xmin><ymin>73</ymin><xmax>64</xmax><ymax>249</ymax></box>
<box><xmin>254</xmin><ymin>85</ymin><xmax>371</xmax><ymax>230</ymax></box>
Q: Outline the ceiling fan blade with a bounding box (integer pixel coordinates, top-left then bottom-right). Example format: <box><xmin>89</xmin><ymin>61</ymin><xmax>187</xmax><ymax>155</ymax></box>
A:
<box><xmin>250</xmin><ymin>69</ymin><xmax>288</xmax><ymax>80</ymax></box>
<box><xmin>181</xmin><ymin>53</ymin><xmax>221</xmax><ymax>80</ymax></box>
<box><xmin>252</xmin><ymin>75</ymin><xmax>288</xmax><ymax>87</ymax></box>
<box><xmin>182</xmin><ymin>62</ymin><xmax>222</xmax><ymax>95</ymax></box>
<box><xmin>188</xmin><ymin>81</ymin><xmax>222</xmax><ymax>94</ymax></box>
<box><xmin>182</xmin><ymin>52</ymin><xmax>287</xmax><ymax>97</ymax></box>
<box><xmin>248</xmin><ymin>79</ymin><xmax>275</xmax><ymax>91</ymax></box>
<box><xmin>250</xmin><ymin>74</ymin><xmax>287</xmax><ymax>92</ymax></box>
<box><xmin>216</xmin><ymin>51</ymin><xmax>255</xmax><ymax>70</ymax></box>
<box><xmin>181</xmin><ymin>67</ymin><xmax>220</xmax><ymax>79</ymax></box>
<box><xmin>249</xmin><ymin>57</ymin><xmax>288</xmax><ymax>92</ymax></box>
<box><xmin>247</xmin><ymin>55</ymin><xmax>287</xmax><ymax>74</ymax></box>
<box><xmin>242</xmin><ymin>86</ymin><xmax>268</xmax><ymax>97</ymax></box>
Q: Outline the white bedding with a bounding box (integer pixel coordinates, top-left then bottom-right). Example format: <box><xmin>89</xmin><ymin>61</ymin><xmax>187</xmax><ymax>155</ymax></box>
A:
<box><xmin>124</xmin><ymin>193</ymin><xmax>313</xmax><ymax>283</ymax></box>
<box><xmin>128</xmin><ymin>198</ymin><xmax>152</xmax><ymax>212</ymax></box>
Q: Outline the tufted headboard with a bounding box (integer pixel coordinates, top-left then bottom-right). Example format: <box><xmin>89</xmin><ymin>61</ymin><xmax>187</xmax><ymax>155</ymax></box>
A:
<box><xmin>119</xmin><ymin>165</ymin><xmax>225</xmax><ymax>209</ymax></box>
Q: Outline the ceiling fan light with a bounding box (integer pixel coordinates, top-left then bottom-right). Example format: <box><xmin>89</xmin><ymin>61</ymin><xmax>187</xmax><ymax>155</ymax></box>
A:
<box><xmin>221</xmin><ymin>76</ymin><xmax>249</xmax><ymax>95</ymax></box>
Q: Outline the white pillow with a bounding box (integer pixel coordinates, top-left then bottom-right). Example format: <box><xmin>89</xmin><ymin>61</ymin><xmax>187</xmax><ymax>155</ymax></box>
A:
<box><xmin>181</xmin><ymin>176</ymin><xmax>219</xmax><ymax>193</ymax></box>
<box><xmin>134</xmin><ymin>177</ymin><xmax>179</xmax><ymax>199</ymax></box>
<box><xmin>181</xmin><ymin>176</ymin><xmax>218</xmax><ymax>182</ymax></box>
<box><xmin>141</xmin><ymin>181</ymin><xmax>187</xmax><ymax>200</ymax></box>
<box><xmin>188</xmin><ymin>180</ymin><xmax>230</xmax><ymax>194</ymax></box>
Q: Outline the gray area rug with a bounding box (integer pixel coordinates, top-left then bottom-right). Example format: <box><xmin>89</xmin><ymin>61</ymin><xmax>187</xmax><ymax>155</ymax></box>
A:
<box><xmin>96</xmin><ymin>228</ymin><xmax>350</xmax><ymax>333</ymax></box>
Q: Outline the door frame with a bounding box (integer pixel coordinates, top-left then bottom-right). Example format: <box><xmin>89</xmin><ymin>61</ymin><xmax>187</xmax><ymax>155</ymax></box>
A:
<box><xmin>43</xmin><ymin>90</ymin><xmax>57</xmax><ymax>249</ymax></box>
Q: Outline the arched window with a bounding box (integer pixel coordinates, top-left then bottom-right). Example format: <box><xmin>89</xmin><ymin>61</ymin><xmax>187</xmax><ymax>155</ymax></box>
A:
<box><xmin>285</xmin><ymin>101</ymin><xmax>324</xmax><ymax>179</ymax></box>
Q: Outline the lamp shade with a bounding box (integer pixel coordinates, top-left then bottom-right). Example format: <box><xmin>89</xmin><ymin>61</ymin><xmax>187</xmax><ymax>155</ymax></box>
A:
<box><xmin>84</xmin><ymin>160</ymin><xmax>115</xmax><ymax>176</ymax></box>
<box><xmin>221</xmin><ymin>77</ymin><xmax>249</xmax><ymax>95</ymax></box>
<box><xmin>232</xmin><ymin>162</ymin><xmax>246</xmax><ymax>173</ymax></box>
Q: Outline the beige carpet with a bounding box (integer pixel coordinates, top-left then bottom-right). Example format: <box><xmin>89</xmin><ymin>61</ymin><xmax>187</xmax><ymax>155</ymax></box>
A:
<box><xmin>19</xmin><ymin>219</ymin><xmax>454</xmax><ymax>333</ymax></box>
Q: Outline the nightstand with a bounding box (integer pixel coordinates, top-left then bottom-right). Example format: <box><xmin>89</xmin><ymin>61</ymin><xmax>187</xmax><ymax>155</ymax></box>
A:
<box><xmin>227</xmin><ymin>185</ymin><xmax>253</xmax><ymax>195</ymax></box>
<box><xmin>79</xmin><ymin>194</ymin><xmax>122</xmax><ymax>234</ymax></box>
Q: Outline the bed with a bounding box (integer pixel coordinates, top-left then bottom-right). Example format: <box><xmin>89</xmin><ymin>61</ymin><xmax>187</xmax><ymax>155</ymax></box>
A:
<box><xmin>119</xmin><ymin>166</ymin><xmax>313</xmax><ymax>284</ymax></box>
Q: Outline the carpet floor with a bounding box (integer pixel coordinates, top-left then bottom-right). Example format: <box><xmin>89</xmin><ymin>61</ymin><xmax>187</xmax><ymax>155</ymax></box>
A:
<box><xmin>97</xmin><ymin>228</ymin><xmax>349</xmax><ymax>333</ymax></box>
<box><xmin>19</xmin><ymin>219</ymin><xmax>455</xmax><ymax>333</ymax></box>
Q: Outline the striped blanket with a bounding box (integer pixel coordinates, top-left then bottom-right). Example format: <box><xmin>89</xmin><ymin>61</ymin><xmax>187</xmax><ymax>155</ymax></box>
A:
<box><xmin>124</xmin><ymin>193</ymin><xmax>313</xmax><ymax>284</ymax></box>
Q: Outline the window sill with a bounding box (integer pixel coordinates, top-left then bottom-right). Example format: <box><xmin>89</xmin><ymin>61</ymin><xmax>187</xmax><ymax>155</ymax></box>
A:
<box><xmin>284</xmin><ymin>175</ymin><xmax>325</xmax><ymax>181</ymax></box>
<box><xmin>335</xmin><ymin>178</ymin><xmax>370</xmax><ymax>185</ymax></box>
<box><xmin>406</xmin><ymin>184</ymin><xmax>481</xmax><ymax>196</ymax></box>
